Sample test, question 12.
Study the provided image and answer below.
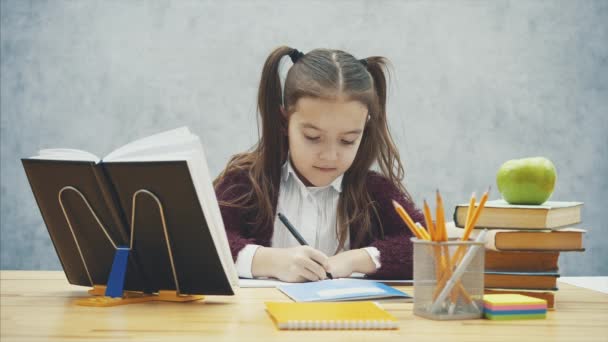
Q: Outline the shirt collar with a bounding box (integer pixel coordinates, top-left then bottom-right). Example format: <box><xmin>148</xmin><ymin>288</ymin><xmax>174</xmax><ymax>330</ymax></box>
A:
<box><xmin>281</xmin><ymin>154</ymin><xmax>343</xmax><ymax>194</ymax></box>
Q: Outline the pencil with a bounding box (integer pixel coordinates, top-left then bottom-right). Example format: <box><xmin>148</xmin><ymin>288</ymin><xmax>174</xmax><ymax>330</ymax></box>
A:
<box><xmin>392</xmin><ymin>200</ymin><xmax>427</xmax><ymax>240</ymax></box>
<box><xmin>463</xmin><ymin>188</ymin><xmax>490</xmax><ymax>241</ymax></box>
<box><xmin>435</xmin><ymin>190</ymin><xmax>447</xmax><ymax>242</ymax></box>
<box><xmin>415</xmin><ymin>222</ymin><xmax>431</xmax><ymax>241</ymax></box>
<box><xmin>277</xmin><ymin>212</ymin><xmax>333</xmax><ymax>280</ymax></box>
<box><xmin>463</xmin><ymin>192</ymin><xmax>476</xmax><ymax>239</ymax></box>
<box><xmin>451</xmin><ymin>188</ymin><xmax>491</xmax><ymax>266</ymax></box>
<box><xmin>423</xmin><ymin>199</ymin><xmax>436</xmax><ymax>241</ymax></box>
<box><xmin>418</xmin><ymin>224</ymin><xmax>431</xmax><ymax>241</ymax></box>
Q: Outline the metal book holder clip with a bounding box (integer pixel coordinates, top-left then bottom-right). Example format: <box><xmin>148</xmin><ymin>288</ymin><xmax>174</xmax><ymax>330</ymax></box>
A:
<box><xmin>58</xmin><ymin>186</ymin><xmax>204</xmax><ymax>307</ymax></box>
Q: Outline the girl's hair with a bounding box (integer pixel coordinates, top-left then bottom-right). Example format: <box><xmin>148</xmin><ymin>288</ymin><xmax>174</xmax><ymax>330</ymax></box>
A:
<box><xmin>214</xmin><ymin>46</ymin><xmax>413</xmax><ymax>252</ymax></box>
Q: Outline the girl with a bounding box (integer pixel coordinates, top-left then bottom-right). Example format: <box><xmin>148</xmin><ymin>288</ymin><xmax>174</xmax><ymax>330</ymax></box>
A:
<box><xmin>214</xmin><ymin>46</ymin><xmax>425</xmax><ymax>282</ymax></box>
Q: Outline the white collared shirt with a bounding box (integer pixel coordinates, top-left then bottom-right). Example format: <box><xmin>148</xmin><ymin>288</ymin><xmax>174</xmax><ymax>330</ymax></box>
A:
<box><xmin>235</xmin><ymin>158</ymin><xmax>381</xmax><ymax>278</ymax></box>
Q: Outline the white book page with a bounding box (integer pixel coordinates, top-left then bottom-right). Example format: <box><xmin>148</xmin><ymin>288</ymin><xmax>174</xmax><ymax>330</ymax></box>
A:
<box><xmin>104</xmin><ymin>134</ymin><xmax>201</xmax><ymax>162</ymax></box>
<box><xmin>28</xmin><ymin>127</ymin><xmax>192</xmax><ymax>163</ymax></box>
<box><xmin>30</xmin><ymin>148</ymin><xmax>100</xmax><ymax>162</ymax></box>
<box><xmin>104</xmin><ymin>140</ymin><xmax>198</xmax><ymax>162</ymax></box>
<box><xmin>186</xmin><ymin>141</ymin><xmax>238</xmax><ymax>286</ymax></box>
<box><xmin>104</xmin><ymin>148</ymin><xmax>196</xmax><ymax>162</ymax></box>
<box><xmin>104</xmin><ymin>126</ymin><xmax>192</xmax><ymax>161</ymax></box>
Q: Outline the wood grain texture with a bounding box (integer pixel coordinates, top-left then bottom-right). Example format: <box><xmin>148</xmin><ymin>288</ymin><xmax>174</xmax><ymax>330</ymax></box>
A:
<box><xmin>1</xmin><ymin>271</ymin><xmax>607</xmax><ymax>341</ymax></box>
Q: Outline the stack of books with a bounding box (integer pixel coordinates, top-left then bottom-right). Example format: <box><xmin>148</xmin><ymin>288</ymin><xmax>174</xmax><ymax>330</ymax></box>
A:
<box><xmin>453</xmin><ymin>200</ymin><xmax>585</xmax><ymax>310</ymax></box>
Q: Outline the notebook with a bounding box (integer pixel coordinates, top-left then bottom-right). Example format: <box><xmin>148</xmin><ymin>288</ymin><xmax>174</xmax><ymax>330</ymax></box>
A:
<box><xmin>277</xmin><ymin>279</ymin><xmax>412</xmax><ymax>302</ymax></box>
<box><xmin>265</xmin><ymin>301</ymin><xmax>398</xmax><ymax>330</ymax></box>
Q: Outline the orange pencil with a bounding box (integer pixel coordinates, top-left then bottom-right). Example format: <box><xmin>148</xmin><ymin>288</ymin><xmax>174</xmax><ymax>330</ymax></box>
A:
<box><xmin>415</xmin><ymin>222</ymin><xmax>431</xmax><ymax>240</ymax></box>
<box><xmin>451</xmin><ymin>188</ymin><xmax>491</xmax><ymax>265</ymax></box>
<box><xmin>463</xmin><ymin>188</ymin><xmax>490</xmax><ymax>241</ymax></box>
<box><xmin>426</xmin><ymin>191</ymin><xmax>474</xmax><ymax>305</ymax></box>
<box><xmin>462</xmin><ymin>192</ymin><xmax>476</xmax><ymax>239</ymax></box>
<box><xmin>417</xmin><ymin>224</ymin><xmax>432</xmax><ymax>241</ymax></box>
<box><xmin>435</xmin><ymin>190</ymin><xmax>447</xmax><ymax>242</ymax></box>
<box><xmin>423</xmin><ymin>199</ymin><xmax>436</xmax><ymax>241</ymax></box>
<box><xmin>392</xmin><ymin>200</ymin><xmax>425</xmax><ymax>239</ymax></box>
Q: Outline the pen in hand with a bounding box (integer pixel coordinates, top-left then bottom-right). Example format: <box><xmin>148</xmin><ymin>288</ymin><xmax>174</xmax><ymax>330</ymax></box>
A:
<box><xmin>277</xmin><ymin>212</ymin><xmax>334</xmax><ymax>280</ymax></box>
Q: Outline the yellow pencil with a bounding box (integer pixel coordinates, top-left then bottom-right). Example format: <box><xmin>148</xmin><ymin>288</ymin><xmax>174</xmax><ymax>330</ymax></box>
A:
<box><xmin>463</xmin><ymin>188</ymin><xmax>490</xmax><ymax>241</ymax></box>
<box><xmin>462</xmin><ymin>192</ymin><xmax>476</xmax><ymax>239</ymax></box>
<box><xmin>436</xmin><ymin>190</ymin><xmax>447</xmax><ymax>242</ymax></box>
<box><xmin>423</xmin><ymin>199</ymin><xmax>436</xmax><ymax>241</ymax></box>
<box><xmin>392</xmin><ymin>200</ymin><xmax>424</xmax><ymax>240</ymax></box>
<box><xmin>452</xmin><ymin>188</ymin><xmax>490</xmax><ymax>265</ymax></box>
<box><xmin>415</xmin><ymin>222</ymin><xmax>432</xmax><ymax>241</ymax></box>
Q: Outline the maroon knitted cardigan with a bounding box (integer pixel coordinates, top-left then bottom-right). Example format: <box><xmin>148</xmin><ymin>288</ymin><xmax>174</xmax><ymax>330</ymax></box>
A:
<box><xmin>214</xmin><ymin>169</ymin><xmax>425</xmax><ymax>279</ymax></box>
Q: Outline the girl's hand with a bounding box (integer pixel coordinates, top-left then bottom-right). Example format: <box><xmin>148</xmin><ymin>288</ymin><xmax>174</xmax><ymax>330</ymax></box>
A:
<box><xmin>252</xmin><ymin>246</ymin><xmax>330</xmax><ymax>283</ymax></box>
<box><xmin>327</xmin><ymin>249</ymin><xmax>378</xmax><ymax>278</ymax></box>
<box><xmin>326</xmin><ymin>251</ymin><xmax>356</xmax><ymax>278</ymax></box>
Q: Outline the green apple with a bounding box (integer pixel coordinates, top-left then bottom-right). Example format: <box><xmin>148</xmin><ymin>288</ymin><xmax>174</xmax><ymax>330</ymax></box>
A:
<box><xmin>496</xmin><ymin>157</ymin><xmax>557</xmax><ymax>205</ymax></box>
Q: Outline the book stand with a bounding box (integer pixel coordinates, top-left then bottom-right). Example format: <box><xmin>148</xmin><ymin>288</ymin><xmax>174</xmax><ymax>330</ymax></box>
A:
<box><xmin>57</xmin><ymin>186</ymin><xmax>204</xmax><ymax>307</ymax></box>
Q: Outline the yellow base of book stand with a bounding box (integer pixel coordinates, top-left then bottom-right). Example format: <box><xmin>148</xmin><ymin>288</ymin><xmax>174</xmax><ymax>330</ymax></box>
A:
<box><xmin>75</xmin><ymin>285</ymin><xmax>204</xmax><ymax>307</ymax></box>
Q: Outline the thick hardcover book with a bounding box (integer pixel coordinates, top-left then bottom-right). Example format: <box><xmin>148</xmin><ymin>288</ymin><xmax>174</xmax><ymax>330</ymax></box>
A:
<box><xmin>471</xmin><ymin>228</ymin><xmax>585</xmax><ymax>252</ymax></box>
<box><xmin>485</xmin><ymin>250</ymin><xmax>560</xmax><ymax>272</ymax></box>
<box><xmin>453</xmin><ymin>200</ymin><xmax>583</xmax><ymax>229</ymax></box>
<box><xmin>484</xmin><ymin>271</ymin><xmax>560</xmax><ymax>291</ymax></box>
<box><xmin>22</xmin><ymin>127</ymin><xmax>238</xmax><ymax>295</ymax></box>
<box><xmin>21</xmin><ymin>159</ymin><xmax>145</xmax><ymax>290</ymax></box>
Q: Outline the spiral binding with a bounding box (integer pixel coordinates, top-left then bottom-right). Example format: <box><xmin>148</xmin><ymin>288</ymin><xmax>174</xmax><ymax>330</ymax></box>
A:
<box><xmin>279</xmin><ymin>319</ymin><xmax>398</xmax><ymax>330</ymax></box>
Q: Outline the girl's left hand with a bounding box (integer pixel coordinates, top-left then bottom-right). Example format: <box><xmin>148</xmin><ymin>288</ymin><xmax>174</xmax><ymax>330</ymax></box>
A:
<box><xmin>327</xmin><ymin>249</ymin><xmax>379</xmax><ymax>278</ymax></box>
<box><xmin>326</xmin><ymin>251</ymin><xmax>356</xmax><ymax>279</ymax></box>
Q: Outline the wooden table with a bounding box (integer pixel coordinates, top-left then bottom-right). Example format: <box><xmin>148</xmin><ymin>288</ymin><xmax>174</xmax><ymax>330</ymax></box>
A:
<box><xmin>1</xmin><ymin>271</ymin><xmax>607</xmax><ymax>341</ymax></box>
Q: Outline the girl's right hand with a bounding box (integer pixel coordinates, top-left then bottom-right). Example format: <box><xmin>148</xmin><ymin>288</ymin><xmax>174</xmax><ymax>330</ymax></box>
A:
<box><xmin>252</xmin><ymin>246</ymin><xmax>330</xmax><ymax>283</ymax></box>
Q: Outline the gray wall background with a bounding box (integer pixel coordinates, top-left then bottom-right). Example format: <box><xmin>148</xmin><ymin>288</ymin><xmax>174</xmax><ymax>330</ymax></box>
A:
<box><xmin>1</xmin><ymin>0</ymin><xmax>606</xmax><ymax>275</ymax></box>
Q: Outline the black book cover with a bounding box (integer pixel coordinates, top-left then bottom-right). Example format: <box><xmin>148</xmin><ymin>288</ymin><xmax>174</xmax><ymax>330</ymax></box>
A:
<box><xmin>21</xmin><ymin>159</ymin><xmax>147</xmax><ymax>290</ymax></box>
<box><xmin>103</xmin><ymin>161</ymin><xmax>234</xmax><ymax>295</ymax></box>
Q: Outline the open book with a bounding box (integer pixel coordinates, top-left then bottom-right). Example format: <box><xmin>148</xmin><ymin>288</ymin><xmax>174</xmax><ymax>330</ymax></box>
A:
<box><xmin>22</xmin><ymin>127</ymin><xmax>238</xmax><ymax>295</ymax></box>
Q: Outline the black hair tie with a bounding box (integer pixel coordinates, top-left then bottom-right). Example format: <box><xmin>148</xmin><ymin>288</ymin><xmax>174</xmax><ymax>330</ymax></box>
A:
<box><xmin>289</xmin><ymin>49</ymin><xmax>304</xmax><ymax>63</ymax></box>
<box><xmin>359</xmin><ymin>59</ymin><xmax>368</xmax><ymax>67</ymax></box>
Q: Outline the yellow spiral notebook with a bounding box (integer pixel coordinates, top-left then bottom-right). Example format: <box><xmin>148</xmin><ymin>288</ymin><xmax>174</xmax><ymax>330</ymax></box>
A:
<box><xmin>265</xmin><ymin>301</ymin><xmax>398</xmax><ymax>330</ymax></box>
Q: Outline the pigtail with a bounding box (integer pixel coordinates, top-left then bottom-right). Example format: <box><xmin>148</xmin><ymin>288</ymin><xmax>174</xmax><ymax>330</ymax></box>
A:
<box><xmin>256</xmin><ymin>46</ymin><xmax>294</xmax><ymax>185</ymax></box>
<box><xmin>241</xmin><ymin>46</ymin><xmax>295</xmax><ymax>230</ymax></box>
<box><xmin>363</xmin><ymin>57</ymin><xmax>387</xmax><ymax>121</ymax></box>
<box><xmin>215</xmin><ymin>46</ymin><xmax>296</xmax><ymax>233</ymax></box>
<box><xmin>364</xmin><ymin>57</ymin><xmax>409</xmax><ymax>198</ymax></box>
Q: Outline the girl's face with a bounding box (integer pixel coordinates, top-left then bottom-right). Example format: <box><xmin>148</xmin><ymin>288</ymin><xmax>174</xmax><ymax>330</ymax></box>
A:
<box><xmin>286</xmin><ymin>97</ymin><xmax>368</xmax><ymax>187</ymax></box>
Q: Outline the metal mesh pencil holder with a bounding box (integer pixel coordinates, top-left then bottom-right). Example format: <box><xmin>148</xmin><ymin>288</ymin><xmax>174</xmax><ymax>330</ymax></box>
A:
<box><xmin>412</xmin><ymin>237</ymin><xmax>485</xmax><ymax>320</ymax></box>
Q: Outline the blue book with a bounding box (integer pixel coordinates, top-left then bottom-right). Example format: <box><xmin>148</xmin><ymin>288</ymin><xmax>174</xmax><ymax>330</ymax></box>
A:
<box><xmin>277</xmin><ymin>279</ymin><xmax>412</xmax><ymax>302</ymax></box>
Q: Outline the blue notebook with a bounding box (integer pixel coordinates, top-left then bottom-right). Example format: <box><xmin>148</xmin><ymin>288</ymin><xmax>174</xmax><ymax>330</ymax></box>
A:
<box><xmin>277</xmin><ymin>279</ymin><xmax>412</xmax><ymax>302</ymax></box>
